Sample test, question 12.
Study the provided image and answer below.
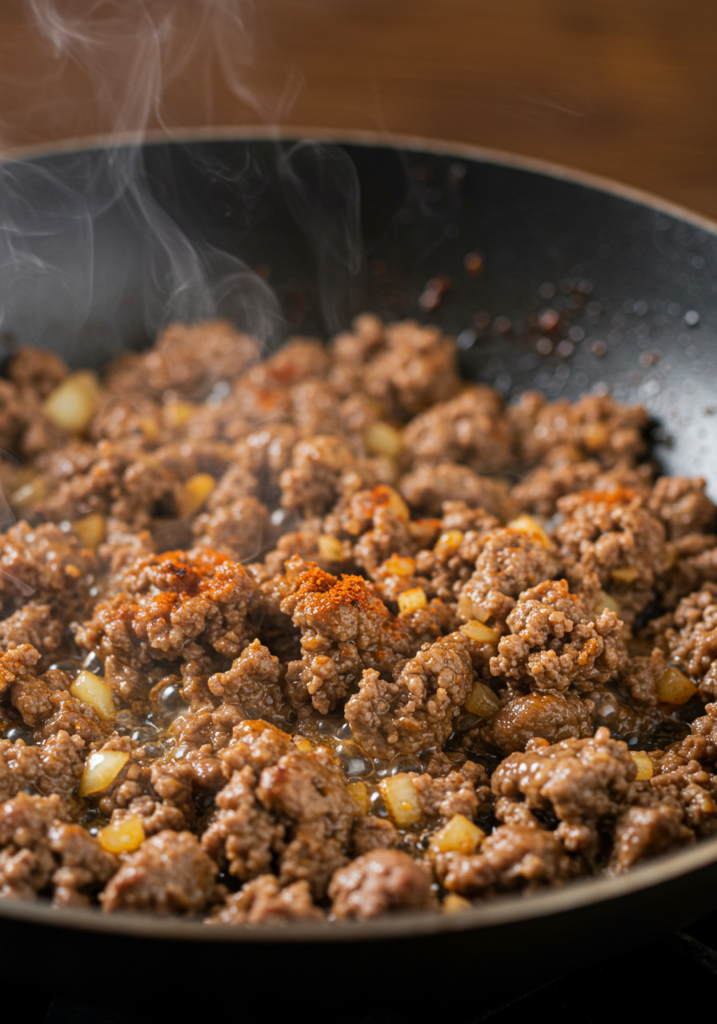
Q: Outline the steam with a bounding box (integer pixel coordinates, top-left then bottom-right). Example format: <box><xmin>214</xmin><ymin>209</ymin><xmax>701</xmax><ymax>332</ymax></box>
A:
<box><xmin>279</xmin><ymin>141</ymin><xmax>363</xmax><ymax>334</ymax></box>
<box><xmin>0</xmin><ymin>0</ymin><xmax>331</xmax><ymax>360</ymax></box>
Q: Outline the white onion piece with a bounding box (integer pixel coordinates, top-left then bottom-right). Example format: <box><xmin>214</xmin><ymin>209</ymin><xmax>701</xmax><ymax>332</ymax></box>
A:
<box><xmin>70</xmin><ymin>671</ymin><xmax>115</xmax><ymax>721</ymax></box>
<box><xmin>79</xmin><ymin>750</ymin><xmax>129</xmax><ymax>797</ymax></box>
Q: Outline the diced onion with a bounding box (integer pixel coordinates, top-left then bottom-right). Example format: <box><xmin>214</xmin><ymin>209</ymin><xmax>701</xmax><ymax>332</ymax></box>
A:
<box><xmin>70</xmin><ymin>670</ymin><xmax>115</xmax><ymax>721</ymax></box>
<box><xmin>384</xmin><ymin>554</ymin><xmax>416</xmax><ymax>577</ymax></box>
<box><xmin>318</xmin><ymin>535</ymin><xmax>344</xmax><ymax>561</ymax></box>
<box><xmin>594</xmin><ymin>593</ymin><xmax>621</xmax><ymax>616</ymax></box>
<box><xmin>366</xmin><ymin>421</ymin><xmax>403</xmax><ymax>458</ymax></box>
<box><xmin>507</xmin><ymin>515</ymin><xmax>552</xmax><ymax>549</ymax></box>
<box><xmin>397</xmin><ymin>588</ymin><xmax>427</xmax><ymax>615</ymax></box>
<box><xmin>379</xmin><ymin>773</ymin><xmax>422</xmax><ymax>827</ymax></box>
<box><xmin>79</xmin><ymin>750</ymin><xmax>130</xmax><ymax>797</ymax></box>
<box><xmin>630</xmin><ymin>750</ymin><xmax>654</xmax><ymax>781</ymax></box>
<box><xmin>385</xmin><ymin>487</ymin><xmax>410</xmax><ymax>522</ymax></box>
<box><xmin>429</xmin><ymin>814</ymin><xmax>486</xmax><ymax>857</ymax></box>
<box><xmin>460</xmin><ymin>620</ymin><xmax>500</xmax><ymax>644</ymax></box>
<box><xmin>72</xmin><ymin>513</ymin><xmax>106</xmax><ymax>551</ymax></box>
<box><xmin>464</xmin><ymin>681</ymin><xmax>501</xmax><ymax>717</ymax></box>
<box><xmin>43</xmin><ymin>371</ymin><xmax>100</xmax><ymax>435</ymax></box>
<box><xmin>436</xmin><ymin>530</ymin><xmax>464</xmax><ymax>552</ymax></box>
<box><xmin>346</xmin><ymin>780</ymin><xmax>370</xmax><ymax>816</ymax></box>
<box><xmin>176</xmin><ymin>473</ymin><xmax>215</xmax><ymax>517</ymax></box>
<box><xmin>98</xmin><ymin>815</ymin><xmax>146</xmax><ymax>854</ymax></box>
<box><xmin>10</xmin><ymin>476</ymin><xmax>47</xmax><ymax>512</ymax></box>
<box><xmin>163</xmin><ymin>399</ymin><xmax>195</xmax><ymax>428</ymax></box>
<box><xmin>609</xmin><ymin>566</ymin><xmax>640</xmax><ymax>584</ymax></box>
<box><xmin>657</xmin><ymin>667</ymin><xmax>697</xmax><ymax>705</ymax></box>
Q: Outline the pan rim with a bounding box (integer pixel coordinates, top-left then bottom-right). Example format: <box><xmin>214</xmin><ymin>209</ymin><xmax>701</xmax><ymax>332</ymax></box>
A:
<box><xmin>0</xmin><ymin>125</ymin><xmax>716</xmax><ymax>944</ymax></box>
<box><xmin>1</xmin><ymin>829</ymin><xmax>716</xmax><ymax>943</ymax></box>
<box><xmin>2</xmin><ymin>124</ymin><xmax>717</xmax><ymax>236</ymax></box>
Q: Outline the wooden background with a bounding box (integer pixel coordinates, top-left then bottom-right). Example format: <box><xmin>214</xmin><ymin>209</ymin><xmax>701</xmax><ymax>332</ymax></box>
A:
<box><xmin>2</xmin><ymin>0</ymin><xmax>717</xmax><ymax>217</ymax></box>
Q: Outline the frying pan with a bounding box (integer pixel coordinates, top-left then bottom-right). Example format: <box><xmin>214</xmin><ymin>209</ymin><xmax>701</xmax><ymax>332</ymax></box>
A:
<box><xmin>1</xmin><ymin>129</ymin><xmax>717</xmax><ymax>1015</ymax></box>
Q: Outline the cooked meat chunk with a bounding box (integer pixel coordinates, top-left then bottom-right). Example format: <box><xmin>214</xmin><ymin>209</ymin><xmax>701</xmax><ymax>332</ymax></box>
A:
<box><xmin>653</xmin><ymin>585</ymin><xmax>717</xmax><ymax>696</ymax></box>
<box><xmin>0</xmin><ymin>604</ymin><xmax>63</xmax><ymax>656</ymax></box>
<box><xmin>490</xmin><ymin>580</ymin><xmax>626</xmax><ymax>693</ymax></box>
<box><xmin>411</xmin><ymin>760</ymin><xmax>492</xmax><ymax>823</ymax></box>
<box><xmin>279</xmin><ymin>556</ymin><xmax>440</xmax><ymax>716</ymax></box>
<box><xmin>207</xmin><ymin>639</ymin><xmax>288</xmax><ymax>719</ymax></box>
<box><xmin>208</xmin><ymin>874</ymin><xmax>325</xmax><ymax>925</ymax></box>
<box><xmin>435</xmin><ymin>822</ymin><xmax>573</xmax><ymax>895</ymax></box>
<box><xmin>491</xmin><ymin>728</ymin><xmax>635</xmax><ymax>824</ymax></box>
<box><xmin>328</xmin><ymin>849</ymin><xmax>435</xmax><ymax>919</ymax></box>
<box><xmin>106</xmin><ymin>319</ymin><xmax>259</xmax><ymax>401</ymax></box>
<box><xmin>345</xmin><ymin>631</ymin><xmax>474</xmax><ymax>758</ymax></box>
<box><xmin>0</xmin><ymin>792</ymin><xmax>116</xmax><ymax>905</ymax></box>
<box><xmin>204</xmin><ymin>720</ymin><xmax>359</xmax><ymax>898</ymax></box>
<box><xmin>554</xmin><ymin>489</ymin><xmax>668</xmax><ymax>624</ymax></box>
<box><xmin>608</xmin><ymin>804</ymin><xmax>693</xmax><ymax>875</ymax></box>
<box><xmin>100</xmin><ymin>830</ymin><xmax>218</xmax><ymax>913</ymax></box>
<box><xmin>0</xmin><ymin>522</ymin><xmax>98</xmax><ymax>621</ymax></box>
<box><xmin>75</xmin><ymin>548</ymin><xmax>257</xmax><ymax>704</ymax></box>
<box><xmin>458</xmin><ymin>527</ymin><xmax>564</xmax><ymax>628</ymax></box>
<box><xmin>403</xmin><ymin>385</ymin><xmax>513</xmax><ymax>474</ymax></box>
<box><xmin>509</xmin><ymin>392</ymin><xmax>648</xmax><ymax>470</ymax></box>
<box><xmin>193</xmin><ymin>497</ymin><xmax>271</xmax><ymax>562</ymax></box>
<box><xmin>400</xmin><ymin>463</ymin><xmax>515</xmax><ymax>520</ymax></box>
<box><xmin>361</xmin><ymin>321</ymin><xmax>461</xmax><ymax>416</ymax></box>
<box><xmin>647</xmin><ymin>476</ymin><xmax>716</xmax><ymax>540</ymax></box>
<box><xmin>482</xmin><ymin>692</ymin><xmax>595</xmax><ymax>754</ymax></box>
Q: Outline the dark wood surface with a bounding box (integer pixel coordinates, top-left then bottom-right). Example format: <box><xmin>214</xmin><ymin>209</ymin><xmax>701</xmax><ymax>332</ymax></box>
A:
<box><xmin>1</xmin><ymin>0</ymin><xmax>717</xmax><ymax>216</ymax></box>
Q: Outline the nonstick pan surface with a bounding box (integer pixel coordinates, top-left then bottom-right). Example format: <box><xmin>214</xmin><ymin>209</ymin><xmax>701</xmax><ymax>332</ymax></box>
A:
<box><xmin>0</xmin><ymin>129</ymin><xmax>716</xmax><ymax>1010</ymax></box>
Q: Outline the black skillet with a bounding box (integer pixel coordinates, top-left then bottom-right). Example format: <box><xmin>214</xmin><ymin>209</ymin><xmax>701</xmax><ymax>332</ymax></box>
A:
<box><xmin>0</xmin><ymin>129</ymin><xmax>716</xmax><ymax>1015</ymax></box>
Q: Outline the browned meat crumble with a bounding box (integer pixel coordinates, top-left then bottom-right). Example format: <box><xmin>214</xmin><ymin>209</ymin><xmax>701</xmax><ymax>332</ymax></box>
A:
<box><xmin>0</xmin><ymin>315</ymin><xmax>715</xmax><ymax>924</ymax></box>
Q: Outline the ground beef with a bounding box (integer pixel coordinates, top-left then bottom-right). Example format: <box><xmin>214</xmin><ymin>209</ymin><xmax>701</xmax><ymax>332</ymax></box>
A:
<box><xmin>0</xmin><ymin>315</ymin><xmax>715</xmax><ymax>925</ymax></box>
<box><xmin>106</xmin><ymin>320</ymin><xmax>259</xmax><ymax>401</ymax></box>
<box><xmin>509</xmin><ymin>392</ymin><xmax>649</xmax><ymax>470</ymax></box>
<box><xmin>490</xmin><ymin>579</ymin><xmax>626</xmax><ymax>693</ymax></box>
<box><xmin>203</xmin><ymin>720</ymin><xmax>358</xmax><ymax>898</ymax></box>
<box><xmin>0</xmin><ymin>792</ymin><xmax>116</xmax><ymax>904</ymax></box>
<box><xmin>344</xmin><ymin>631</ymin><xmax>474</xmax><ymax>758</ymax></box>
<box><xmin>403</xmin><ymin>385</ymin><xmax>513</xmax><ymax>475</ymax></box>
<box><xmin>492</xmin><ymin>728</ymin><xmax>635</xmax><ymax>826</ymax></box>
<box><xmin>328</xmin><ymin>848</ymin><xmax>435</xmax><ymax>919</ymax></box>
<box><xmin>434</xmin><ymin>821</ymin><xmax>574</xmax><ymax>895</ymax></box>
<box><xmin>360</xmin><ymin>321</ymin><xmax>461</xmax><ymax>416</ymax></box>
<box><xmin>208</xmin><ymin>874</ymin><xmax>325</xmax><ymax>925</ymax></box>
<box><xmin>193</xmin><ymin>497</ymin><xmax>271</xmax><ymax>562</ymax></box>
<box><xmin>100</xmin><ymin>829</ymin><xmax>218</xmax><ymax>913</ymax></box>
<box><xmin>481</xmin><ymin>692</ymin><xmax>595</xmax><ymax>754</ymax></box>
<box><xmin>647</xmin><ymin>476</ymin><xmax>716</xmax><ymax>540</ymax></box>
<box><xmin>0</xmin><ymin>603</ymin><xmax>63</xmax><ymax>657</ymax></box>
<box><xmin>411</xmin><ymin>760</ymin><xmax>492</xmax><ymax>822</ymax></box>
<box><xmin>351</xmin><ymin>815</ymin><xmax>398</xmax><ymax>855</ymax></box>
<box><xmin>457</xmin><ymin>527</ymin><xmax>564</xmax><ymax>628</ymax></box>
<box><xmin>7</xmin><ymin>347</ymin><xmax>68</xmax><ymax>399</ymax></box>
<box><xmin>75</xmin><ymin>548</ymin><xmax>258</xmax><ymax>705</ymax></box>
<box><xmin>278</xmin><ymin>556</ymin><xmax>442</xmax><ymax>716</ymax></box>
<box><xmin>554</xmin><ymin>489</ymin><xmax>668</xmax><ymax>624</ymax></box>
<box><xmin>207</xmin><ymin>639</ymin><xmax>288</xmax><ymax>720</ymax></box>
<box><xmin>0</xmin><ymin>522</ymin><xmax>98</xmax><ymax>622</ymax></box>
<box><xmin>653</xmin><ymin>585</ymin><xmax>717</xmax><ymax>696</ymax></box>
<box><xmin>399</xmin><ymin>463</ymin><xmax>516</xmax><ymax>520</ymax></box>
<box><xmin>608</xmin><ymin>804</ymin><xmax>693</xmax><ymax>875</ymax></box>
